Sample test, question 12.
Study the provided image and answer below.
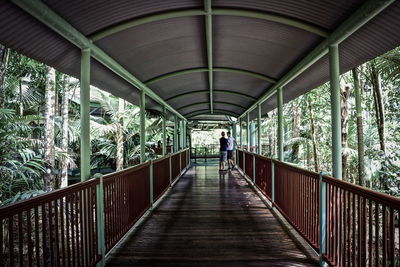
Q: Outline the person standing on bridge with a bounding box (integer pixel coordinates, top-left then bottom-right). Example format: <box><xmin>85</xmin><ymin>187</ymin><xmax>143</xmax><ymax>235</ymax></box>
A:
<box><xmin>226</xmin><ymin>131</ymin><xmax>236</xmax><ymax>170</ymax></box>
<box><xmin>219</xmin><ymin>131</ymin><xmax>229</xmax><ymax>171</ymax></box>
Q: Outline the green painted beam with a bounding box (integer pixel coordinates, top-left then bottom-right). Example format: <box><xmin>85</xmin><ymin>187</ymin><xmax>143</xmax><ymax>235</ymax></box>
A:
<box><xmin>145</xmin><ymin>67</ymin><xmax>277</xmax><ymax>85</ymax></box>
<box><xmin>80</xmin><ymin>48</ymin><xmax>91</xmax><ymax>181</ymax></box>
<box><xmin>205</xmin><ymin>0</ymin><xmax>213</xmax><ymax>113</ymax></box>
<box><xmin>166</xmin><ymin>90</ymin><xmax>257</xmax><ymax>102</ymax></box>
<box><xmin>12</xmin><ymin>0</ymin><xmax>187</xmax><ymax>121</ymax></box>
<box><xmin>186</xmin><ymin>109</ymin><xmax>240</xmax><ymax>118</ymax></box>
<box><xmin>238</xmin><ymin>0</ymin><xmax>395</xmax><ymax>119</ymax></box>
<box><xmin>88</xmin><ymin>9</ymin><xmax>328</xmax><ymax>42</ymax></box>
<box><xmin>177</xmin><ymin>101</ymin><xmax>246</xmax><ymax>111</ymax></box>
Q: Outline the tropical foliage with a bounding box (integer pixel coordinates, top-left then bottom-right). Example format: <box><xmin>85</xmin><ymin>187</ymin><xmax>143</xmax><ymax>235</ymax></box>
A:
<box><xmin>259</xmin><ymin>47</ymin><xmax>400</xmax><ymax>197</ymax></box>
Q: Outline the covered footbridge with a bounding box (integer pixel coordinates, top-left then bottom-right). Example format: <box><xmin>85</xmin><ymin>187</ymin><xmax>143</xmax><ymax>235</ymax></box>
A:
<box><xmin>0</xmin><ymin>0</ymin><xmax>400</xmax><ymax>266</ymax></box>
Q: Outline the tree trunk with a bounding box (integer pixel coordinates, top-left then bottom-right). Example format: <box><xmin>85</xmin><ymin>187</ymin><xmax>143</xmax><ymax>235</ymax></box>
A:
<box><xmin>292</xmin><ymin>97</ymin><xmax>301</xmax><ymax>163</ymax></box>
<box><xmin>59</xmin><ymin>75</ymin><xmax>71</xmax><ymax>188</ymax></box>
<box><xmin>307</xmin><ymin>96</ymin><xmax>319</xmax><ymax>172</ymax></box>
<box><xmin>369</xmin><ymin>62</ymin><xmax>385</xmax><ymax>152</ymax></box>
<box><xmin>115</xmin><ymin>98</ymin><xmax>125</xmax><ymax>171</ymax></box>
<box><xmin>352</xmin><ymin>68</ymin><xmax>366</xmax><ymax>186</ymax></box>
<box><xmin>43</xmin><ymin>66</ymin><xmax>56</xmax><ymax>191</ymax></box>
<box><xmin>0</xmin><ymin>45</ymin><xmax>9</xmax><ymax>108</ymax></box>
<box><xmin>341</xmin><ymin>81</ymin><xmax>350</xmax><ymax>181</ymax></box>
<box><xmin>19</xmin><ymin>78</ymin><xmax>23</xmax><ymax>115</ymax></box>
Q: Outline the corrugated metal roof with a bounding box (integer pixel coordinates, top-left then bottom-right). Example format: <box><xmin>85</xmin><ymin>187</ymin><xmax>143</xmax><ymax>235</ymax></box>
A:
<box><xmin>0</xmin><ymin>0</ymin><xmax>399</xmax><ymax>119</ymax></box>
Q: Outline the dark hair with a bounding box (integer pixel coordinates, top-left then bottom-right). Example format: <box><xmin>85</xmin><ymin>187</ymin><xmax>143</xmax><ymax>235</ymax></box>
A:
<box><xmin>227</xmin><ymin>131</ymin><xmax>231</xmax><ymax>135</ymax></box>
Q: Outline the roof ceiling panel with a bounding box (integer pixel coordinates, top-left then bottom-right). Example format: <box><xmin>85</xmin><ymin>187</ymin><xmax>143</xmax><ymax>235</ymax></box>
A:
<box><xmin>214</xmin><ymin>72</ymin><xmax>270</xmax><ymax>98</ymax></box>
<box><xmin>43</xmin><ymin>0</ymin><xmax>202</xmax><ymax>35</ymax></box>
<box><xmin>213</xmin><ymin>0</ymin><xmax>364</xmax><ymax>29</ymax></box>
<box><xmin>95</xmin><ymin>16</ymin><xmax>206</xmax><ymax>81</ymax></box>
<box><xmin>180</xmin><ymin>103</ymin><xmax>210</xmax><ymax>115</ymax></box>
<box><xmin>213</xmin><ymin>91</ymin><xmax>253</xmax><ymax>107</ymax></box>
<box><xmin>149</xmin><ymin>72</ymin><xmax>208</xmax><ymax>99</ymax></box>
<box><xmin>168</xmin><ymin>93</ymin><xmax>209</xmax><ymax>108</ymax></box>
<box><xmin>214</xmin><ymin>16</ymin><xmax>323</xmax><ymax>79</ymax></box>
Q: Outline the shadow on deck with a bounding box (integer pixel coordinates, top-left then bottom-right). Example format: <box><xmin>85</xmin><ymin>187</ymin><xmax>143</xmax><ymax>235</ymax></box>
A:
<box><xmin>106</xmin><ymin>165</ymin><xmax>317</xmax><ymax>266</ymax></box>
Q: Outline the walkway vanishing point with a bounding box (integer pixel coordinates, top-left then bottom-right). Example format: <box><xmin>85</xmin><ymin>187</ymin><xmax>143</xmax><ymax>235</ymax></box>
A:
<box><xmin>106</xmin><ymin>165</ymin><xmax>317</xmax><ymax>266</ymax></box>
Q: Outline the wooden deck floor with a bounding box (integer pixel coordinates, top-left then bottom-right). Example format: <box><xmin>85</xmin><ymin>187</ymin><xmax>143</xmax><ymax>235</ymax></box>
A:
<box><xmin>106</xmin><ymin>165</ymin><xmax>317</xmax><ymax>266</ymax></box>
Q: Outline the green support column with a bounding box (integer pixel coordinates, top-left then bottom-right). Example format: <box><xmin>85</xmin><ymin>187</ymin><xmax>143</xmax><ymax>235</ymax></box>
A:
<box><xmin>80</xmin><ymin>48</ymin><xmax>91</xmax><ymax>181</ymax></box>
<box><xmin>239</xmin><ymin>118</ymin><xmax>242</xmax><ymax>148</ymax></box>
<box><xmin>257</xmin><ymin>103</ymin><xmax>262</xmax><ymax>155</ymax></box>
<box><xmin>250</xmin><ymin>121</ymin><xmax>255</xmax><ymax>148</ymax></box>
<box><xmin>174</xmin><ymin>115</ymin><xmax>178</xmax><ymax>152</ymax></box>
<box><xmin>179</xmin><ymin>120</ymin><xmax>182</xmax><ymax>150</ymax></box>
<box><xmin>183</xmin><ymin>121</ymin><xmax>187</xmax><ymax>148</ymax></box>
<box><xmin>140</xmin><ymin>90</ymin><xmax>146</xmax><ymax>163</ymax></box>
<box><xmin>232</xmin><ymin>122</ymin><xmax>237</xmax><ymax>150</ymax></box>
<box><xmin>246</xmin><ymin>113</ymin><xmax>250</xmax><ymax>150</ymax></box>
<box><xmin>162</xmin><ymin>106</ymin><xmax>167</xmax><ymax>156</ymax></box>
<box><xmin>277</xmin><ymin>87</ymin><xmax>283</xmax><ymax>161</ymax></box>
<box><xmin>329</xmin><ymin>45</ymin><xmax>342</xmax><ymax>179</ymax></box>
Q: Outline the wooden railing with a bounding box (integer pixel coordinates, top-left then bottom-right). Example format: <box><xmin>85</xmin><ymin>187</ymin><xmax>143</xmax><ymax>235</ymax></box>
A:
<box><xmin>237</xmin><ymin>149</ymin><xmax>400</xmax><ymax>266</ymax></box>
<box><xmin>0</xmin><ymin>148</ymin><xmax>190</xmax><ymax>266</ymax></box>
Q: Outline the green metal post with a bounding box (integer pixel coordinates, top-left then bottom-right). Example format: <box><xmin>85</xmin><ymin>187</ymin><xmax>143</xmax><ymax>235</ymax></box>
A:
<box><xmin>257</xmin><ymin>103</ymin><xmax>262</xmax><ymax>155</ymax></box>
<box><xmin>140</xmin><ymin>90</ymin><xmax>146</xmax><ymax>163</ymax></box>
<box><xmin>80</xmin><ymin>48</ymin><xmax>91</xmax><ymax>181</ymax></box>
<box><xmin>246</xmin><ymin>113</ymin><xmax>250</xmax><ymax>150</ymax></box>
<box><xmin>329</xmin><ymin>45</ymin><xmax>342</xmax><ymax>179</ymax></box>
<box><xmin>319</xmin><ymin>172</ymin><xmax>327</xmax><ymax>265</ymax></box>
<box><xmin>239</xmin><ymin>118</ymin><xmax>242</xmax><ymax>148</ymax></box>
<box><xmin>277</xmin><ymin>87</ymin><xmax>283</xmax><ymax>161</ymax></box>
<box><xmin>232</xmin><ymin>122</ymin><xmax>237</xmax><ymax>150</ymax></box>
<box><xmin>174</xmin><ymin>115</ymin><xmax>178</xmax><ymax>152</ymax></box>
<box><xmin>183</xmin><ymin>121</ymin><xmax>187</xmax><ymax>148</ymax></box>
<box><xmin>162</xmin><ymin>106</ymin><xmax>167</xmax><ymax>156</ymax></box>
<box><xmin>149</xmin><ymin>161</ymin><xmax>154</xmax><ymax>208</ymax></box>
<box><xmin>250</xmin><ymin>121</ymin><xmax>255</xmax><ymax>148</ymax></box>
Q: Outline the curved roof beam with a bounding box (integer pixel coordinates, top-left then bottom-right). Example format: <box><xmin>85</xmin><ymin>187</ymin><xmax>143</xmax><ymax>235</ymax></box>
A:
<box><xmin>177</xmin><ymin>101</ymin><xmax>246</xmax><ymax>111</ymax></box>
<box><xmin>166</xmin><ymin>90</ymin><xmax>257</xmax><ymax>102</ymax></box>
<box><xmin>185</xmin><ymin>109</ymin><xmax>240</xmax><ymax>117</ymax></box>
<box><xmin>145</xmin><ymin>67</ymin><xmax>277</xmax><ymax>85</ymax></box>
<box><xmin>89</xmin><ymin>9</ymin><xmax>329</xmax><ymax>41</ymax></box>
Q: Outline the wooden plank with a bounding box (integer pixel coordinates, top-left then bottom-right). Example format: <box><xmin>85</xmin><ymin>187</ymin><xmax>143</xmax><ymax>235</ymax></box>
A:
<box><xmin>106</xmin><ymin>166</ymin><xmax>316</xmax><ymax>266</ymax></box>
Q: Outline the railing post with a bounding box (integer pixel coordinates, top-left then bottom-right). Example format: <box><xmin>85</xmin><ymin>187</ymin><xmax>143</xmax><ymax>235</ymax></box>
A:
<box><xmin>319</xmin><ymin>172</ymin><xmax>327</xmax><ymax>266</ymax></box>
<box><xmin>179</xmin><ymin>150</ymin><xmax>182</xmax><ymax>173</ymax></box>
<box><xmin>243</xmin><ymin>150</ymin><xmax>246</xmax><ymax>173</ymax></box>
<box><xmin>271</xmin><ymin>160</ymin><xmax>275</xmax><ymax>206</ymax></box>
<box><xmin>169</xmin><ymin>154</ymin><xmax>172</xmax><ymax>186</ymax></box>
<box><xmin>95</xmin><ymin>174</ymin><xmax>105</xmax><ymax>267</ymax></box>
<box><xmin>149</xmin><ymin>160</ymin><xmax>154</xmax><ymax>208</ymax></box>
<box><xmin>252</xmin><ymin>154</ymin><xmax>256</xmax><ymax>184</ymax></box>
